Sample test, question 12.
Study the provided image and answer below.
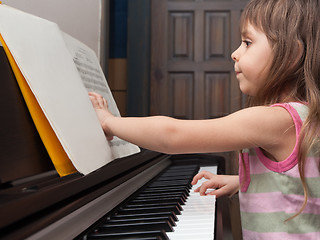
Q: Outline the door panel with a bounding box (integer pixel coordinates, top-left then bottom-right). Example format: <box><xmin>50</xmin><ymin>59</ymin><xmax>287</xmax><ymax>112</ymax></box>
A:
<box><xmin>151</xmin><ymin>0</ymin><xmax>248</xmax><ymax>119</ymax></box>
<box><xmin>169</xmin><ymin>73</ymin><xmax>194</xmax><ymax>119</ymax></box>
<box><xmin>168</xmin><ymin>12</ymin><xmax>193</xmax><ymax>60</ymax></box>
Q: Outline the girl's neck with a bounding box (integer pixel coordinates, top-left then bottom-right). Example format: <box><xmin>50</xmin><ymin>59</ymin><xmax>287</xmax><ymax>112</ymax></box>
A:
<box><xmin>279</xmin><ymin>87</ymin><xmax>299</xmax><ymax>103</ymax></box>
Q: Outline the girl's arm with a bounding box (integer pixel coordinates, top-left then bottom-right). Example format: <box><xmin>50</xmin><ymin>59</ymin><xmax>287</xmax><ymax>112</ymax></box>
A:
<box><xmin>89</xmin><ymin>92</ymin><xmax>295</xmax><ymax>158</ymax></box>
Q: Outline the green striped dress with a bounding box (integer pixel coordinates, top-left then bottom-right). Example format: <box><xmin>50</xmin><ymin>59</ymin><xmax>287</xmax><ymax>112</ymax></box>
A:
<box><xmin>239</xmin><ymin>103</ymin><xmax>320</xmax><ymax>239</ymax></box>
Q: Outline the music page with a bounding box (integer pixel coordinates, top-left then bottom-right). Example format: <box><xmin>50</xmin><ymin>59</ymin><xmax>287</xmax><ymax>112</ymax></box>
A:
<box><xmin>62</xmin><ymin>33</ymin><xmax>140</xmax><ymax>159</ymax></box>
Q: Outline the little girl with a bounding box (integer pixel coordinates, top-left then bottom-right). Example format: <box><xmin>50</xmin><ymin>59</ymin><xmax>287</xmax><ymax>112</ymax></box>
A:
<box><xmin>89</xmin><ymin>0</ymin><xmax>320</xmax><ymax>238</ymax></box>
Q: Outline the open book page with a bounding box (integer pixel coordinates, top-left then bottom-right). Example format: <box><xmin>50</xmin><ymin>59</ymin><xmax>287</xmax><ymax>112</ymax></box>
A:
<box><xmin>0</xmin><ymin>4</ymin><xmax>137</xmax><ymax>174</ymax></box>
<box><xmin>62</xmin><ymin>33</ymin><xmax>140</xmax><ymax>159</ymax></box>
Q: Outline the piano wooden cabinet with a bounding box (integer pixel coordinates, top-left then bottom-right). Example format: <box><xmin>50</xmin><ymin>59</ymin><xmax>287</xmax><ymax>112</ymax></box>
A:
<box><xmin>0</xmin><ymin>45</ymin><xmax>236</xmax><ymax>240</ymax></box>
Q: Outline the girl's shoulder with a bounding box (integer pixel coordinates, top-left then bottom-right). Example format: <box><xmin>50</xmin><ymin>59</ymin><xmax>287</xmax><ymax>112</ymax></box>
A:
<box><xmin>242</xmin><ymin>102</ymin><xmax>307</xmax><ymax>121</ymax></box>
<box><xmin>246</xmin><ymin>102</ymin><xmax>307</xmax><ymax>134</ymax></box>
<box><xmin>270</xmin><ymin>102</ymin><xmax>308</xmax><ymax>123</ymax></box>
<box><xmin>235</xmin><ymin>103</ymin><xmax>296</xmax><ymax>123</ymax></box>
<box><xmin>238</xmin><ymin>103</ymin><xmax>302</xmax><ymax>162</ymax></box>
<box><xmin>232</xmin><ymin>104</ymin><xmax>297</xmax><ymax>151</ymax></box>
<box><xmin>273</xmin><ymin>102</ymin><xmax>308</xmax><ymax>120</ymax></box>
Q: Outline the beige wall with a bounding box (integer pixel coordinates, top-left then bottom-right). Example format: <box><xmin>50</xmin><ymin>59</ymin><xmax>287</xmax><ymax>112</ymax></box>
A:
<box><xmin>1</xmin><ymin>0</ymin><xmax>123</xmax><ymax>114</ymax></box>
<box><xmin>1</xmin><ymin>0</ymin><xmax>102</xmax><ymax>59</ymax></box>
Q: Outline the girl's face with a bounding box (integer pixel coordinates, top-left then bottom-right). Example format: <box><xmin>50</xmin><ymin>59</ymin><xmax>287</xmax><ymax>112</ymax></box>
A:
<box><xmin>231</xmin><ymin>22</ymin><xmax>273</xmax><ymax>96</ymax></box>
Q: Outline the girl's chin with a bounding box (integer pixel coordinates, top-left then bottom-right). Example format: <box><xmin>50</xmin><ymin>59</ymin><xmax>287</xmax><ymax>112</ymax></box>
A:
<box><xmin>239</xmin><ymin>86</ymin><xmax>256</xmax><ymax>97</ymax></box>
<box><xmin>238</xmin><ymin>83</ymin><xmax>249</xmax><ymax>95</ymax></box>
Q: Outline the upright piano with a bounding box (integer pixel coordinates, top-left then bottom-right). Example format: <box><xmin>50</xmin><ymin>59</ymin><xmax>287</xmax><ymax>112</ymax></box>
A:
<box><xmin>0</xmin><ymin>45</ymin><xmax>232</xmax><ymax>240</ymax></box>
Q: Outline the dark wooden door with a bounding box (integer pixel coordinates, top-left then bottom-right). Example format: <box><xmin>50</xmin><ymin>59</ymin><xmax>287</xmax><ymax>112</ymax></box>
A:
<box><xmin>150</xmin><ymin>0</ymin><xmax>248</xmax><ymax>119</ymax></box>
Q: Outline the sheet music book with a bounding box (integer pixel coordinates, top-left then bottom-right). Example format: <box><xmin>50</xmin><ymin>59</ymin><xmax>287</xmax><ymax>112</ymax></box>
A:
<box><xmin>62</xmin><ymin>33</ymin><xmax>140</xmax><ymax>159</ymax></box>
<box><xmin>0</xmin><ymin>4</ymin><xmax>140</xmax><ymax>175</ymax></box>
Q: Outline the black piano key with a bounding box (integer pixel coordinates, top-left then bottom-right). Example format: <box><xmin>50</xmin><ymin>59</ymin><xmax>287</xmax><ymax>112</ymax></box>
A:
<box><xmin>107</xmin><ymin>216</ymin><xmax>176</xmax><ymax>227</ymax></box>
<box><xmin>158</xmin><ymin>168</ymin><xmax>197</xmax><ymax>174</ymax></box>
<box><xmin>119</xmin><ymin>205</ymin><xmax>181</xmax><ymax>215</ymax></box>
<box><xmin>124</xmin><ymin>202</ymin><xmax>183</xmax><ymax>211</ymax></box>
<box><xmin>140</xmin><ymin>187</ymin><xmax>190</xmax><ymax>195</ymax></box>
<box><xmin>148</xmin><ymin>180</ymin><xmax>191</xmax><ymax>188</ymax></box>
<box><xmin>130</xmin><ymin>196</ymin><xmax>185</xmax><ymax>205</ymax></box>
<box><xmin>156</xmin><ymin>175</ymin><xmax>193</xmax><ymax>180</ymax></box>
<box><xmin>112</xmin><ymin>212</ymin><xmax>178</xmax><ymax>222</ymax></box>
<box><xmin>143</xmin><ymin>185</ymin><xmax>189</xmax><ymax>189</ymax></box>
<box><xmin>153</xmin><ymin>170</ymin><xmax>196</xmax><ymax>177</ymax></box>
<box><xmin>159</xmin><ymin>170</ymin><xmax>197</xmax><ymax>177</ymax></box>
<box><xmin>139</xmin><ymin>190</ymin><xmax>189</xmax><ymax>199</ymax></box>
<box><xmin>136</xmin><ymin>192</ymin><xmax>188</xmax><ymax>201</ymax></box>
<box><xmin>156</xmin><ymin>175</ymin><xmax>193</xmax><ymax>181</ymax></box>
<box><xmin>140</xmin><ymin>186</ymin><xmax>190</xmax><ymax>193</ymax></box>
<box><xmin>97</xmin><ymin>220</ymin><xmax>174</xmax><ymax>232</ymax></box>
<box><xmin>160</xmin><ymin>169</ymin><xmax>196</xmax><ymax>174</ymax></box>
<box><xmin>139</xmin><ymin>192</ymin><xmax>189</xmax><ymax>200</ymax></box>
<box><xmin>150</xmin><ymin>178</ymin><xmax>191</xmax><ymax>183</ymax></box>
<box><xmin>142</xmin><ymin>185</ymin><xmax>191</xmax><ymax>192</ymax></box>
<box><xmin>135</xmin><ymin>194</ymin><xmax>187</xmax><ymax>203</ymax></box>
<box><xmin>130</xmin><ymin>196</ymin><xmax>187</xmax><ymax>205</ymax></box>
<box><xmin>87</xmin><ymin>230</ymin><xmax>169</xmax><ymax>240</ymax></box>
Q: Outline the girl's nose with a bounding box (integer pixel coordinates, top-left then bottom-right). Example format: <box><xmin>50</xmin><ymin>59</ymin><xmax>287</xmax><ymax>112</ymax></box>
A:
<box><xmin>231</xmin><ymin>47</ymin><xmax>240</xmax><ymax>62</ymax></box>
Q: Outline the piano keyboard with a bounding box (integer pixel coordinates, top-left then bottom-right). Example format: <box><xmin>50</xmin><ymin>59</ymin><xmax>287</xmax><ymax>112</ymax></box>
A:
<box><xmin>79</xmin><ymin>164</ymin><xmax>218</xmax><ymax>240</ymax></box>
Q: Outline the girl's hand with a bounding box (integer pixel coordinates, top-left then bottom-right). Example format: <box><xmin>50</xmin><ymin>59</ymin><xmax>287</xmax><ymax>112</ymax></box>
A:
<box><xmin>88</xmin><ymin>92</ymin><xmax>114</xmax><ymax>141</ymax></box>
<box><xmin>191</xmin><ymin>171</ymin><xmax>239</xmax><ymax>198</ymax></box>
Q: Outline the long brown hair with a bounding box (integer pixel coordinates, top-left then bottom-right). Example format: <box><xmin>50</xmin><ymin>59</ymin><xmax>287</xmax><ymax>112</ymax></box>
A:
<box><xmin>240</xmin><ymin>0</ymin><xmax>320</xmax><ymax>220</ymax></box>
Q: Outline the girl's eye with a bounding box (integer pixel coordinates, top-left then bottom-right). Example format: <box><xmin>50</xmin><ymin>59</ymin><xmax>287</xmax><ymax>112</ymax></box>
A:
<box><xmin>242</xmin><ymin>40</ymin><xmax>252</xmax><ymax>47</ymax></box>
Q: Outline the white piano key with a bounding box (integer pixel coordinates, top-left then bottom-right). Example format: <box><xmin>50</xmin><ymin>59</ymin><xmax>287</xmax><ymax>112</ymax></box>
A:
<box><xmin>167</xmin><ymin>165</ymin><xmax>217</xmax><ymax>239</ymax></box>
